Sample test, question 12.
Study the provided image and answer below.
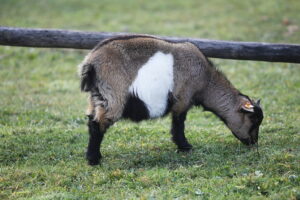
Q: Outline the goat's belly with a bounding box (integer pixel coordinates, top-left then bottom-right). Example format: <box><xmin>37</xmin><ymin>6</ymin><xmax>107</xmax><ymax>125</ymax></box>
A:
<box><xmin>122</xmin><ymin>95</ymin><xmax>150</xmax><ymax>122</ymax></box>
<box><xmin>122</xmin><ymin>94</ymin><xmax>173</xmax><ymax>122</ymax></box>
<box><xmin>126</xmin><ymin>51</ymin><xmax>174</xmax><ymax>120</ymax></box>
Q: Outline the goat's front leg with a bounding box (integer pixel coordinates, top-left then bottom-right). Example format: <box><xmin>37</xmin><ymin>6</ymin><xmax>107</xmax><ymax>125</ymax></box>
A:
<box><xmin>86</xmin><ymin>115</ymin><xmax>105</xmax><ymax>165</ymax></box>
<box><xmin>171</xmin><ymin>111</ymin><xmax>193</xmax><ymax>151</ymax></box>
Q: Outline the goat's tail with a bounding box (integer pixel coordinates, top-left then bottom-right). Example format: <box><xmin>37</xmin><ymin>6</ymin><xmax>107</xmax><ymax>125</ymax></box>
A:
<box><xmin>78</xmin><ymin>57</ymin><xmax>97</xmax><ymax>92</ymax></box>
<box><xmin>79</xmin><ymin>59</ymin><xmax>110</xmax><ymax>127</ymax></box>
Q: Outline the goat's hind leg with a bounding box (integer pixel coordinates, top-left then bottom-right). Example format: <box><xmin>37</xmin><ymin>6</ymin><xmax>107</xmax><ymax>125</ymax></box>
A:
<box><xmin>85</xmin><ymin>97</ymin><xmax>110</xmax><ymax>165</ymax></box>
<box><xmin>86</xmin><ymin>93</ymin><xmax>125</xmax><ymax>165</ymax></box>
<box><xmin>86</xmin><ymin>114</ymin><xmax>104</xmax><ymax>165</ymax></box>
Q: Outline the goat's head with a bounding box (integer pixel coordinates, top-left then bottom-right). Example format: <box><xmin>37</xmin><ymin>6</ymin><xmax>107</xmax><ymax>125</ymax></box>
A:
<box><xmin>226</xmin><ymin>96</ymin><xmax>264</xmax><ymax>145</ymax></box>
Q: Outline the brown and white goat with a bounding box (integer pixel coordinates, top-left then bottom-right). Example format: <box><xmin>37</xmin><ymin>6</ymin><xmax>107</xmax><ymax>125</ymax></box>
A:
<box><xmin>79</xmin><ymin>35</ymin><xmax>263</xmax><ymax>165</ymax></box>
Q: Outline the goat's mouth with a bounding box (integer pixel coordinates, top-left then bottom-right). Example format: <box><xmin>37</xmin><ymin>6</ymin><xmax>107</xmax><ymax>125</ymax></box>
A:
<box><xmin>232</xmin><ymin>132</ymin><xmax>257</xmax><ymax>146</ymax></box>
<box><xmin>239</xmin><ymin>137</ymin><xmax>257</xmax><ymax>146</ymax></box>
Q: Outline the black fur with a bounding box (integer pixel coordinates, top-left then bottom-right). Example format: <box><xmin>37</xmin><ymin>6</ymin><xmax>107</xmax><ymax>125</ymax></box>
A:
<box><xmin>171</xmin><ymin>111</ymin><xmax>193</xmax><ymax>151</ymax></box>
<box><xmin>86</xmin><ymin>115</ymin><xmax>104</xmax><ymax>165</ymax></box>
<box><xmin>252</xmin><ymin>104</ymin><xmax>264</xmax><ymax>126</ymax></box>
<box><xmin>122</xmin><ymin>92</ymin><xmax>174</xmax><ymax>122</ymax></box>
<box><xmin>240</xmin><ymin>94</ymin><xmax>264</xmax><ymax>127</ymax></box>
<box><xmin>122</xmin><ymin>95</ymin><xmax>150</xmax><ymax>122</ymax></box>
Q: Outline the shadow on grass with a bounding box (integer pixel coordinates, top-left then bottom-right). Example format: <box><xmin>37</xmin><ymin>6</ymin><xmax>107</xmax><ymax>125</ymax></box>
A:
<box><xmin>2</xmin><ymin>126</ymin><xmax>293</xmax><ymax>172</ymax></box>
<box><xmin>100</xmin><ymin>141</ymin><xmax>260</xmax><ymax>172</ymax></box>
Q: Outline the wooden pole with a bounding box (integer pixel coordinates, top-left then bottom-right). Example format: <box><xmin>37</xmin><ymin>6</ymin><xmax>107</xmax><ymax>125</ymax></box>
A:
<box><xmin>0</xmin><ymin>26</ymin><xmax>300</xmax><ymax>63</ymax></box>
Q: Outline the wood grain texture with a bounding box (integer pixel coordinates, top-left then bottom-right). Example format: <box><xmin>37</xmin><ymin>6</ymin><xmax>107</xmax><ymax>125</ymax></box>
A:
<box><xmin>1</xmin><ymin>26</ymin><xmax>300</xmax><ymax>63</ymax></box>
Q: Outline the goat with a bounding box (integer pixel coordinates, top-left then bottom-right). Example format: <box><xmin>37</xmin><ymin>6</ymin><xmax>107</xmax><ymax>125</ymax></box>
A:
<box><xmin>79</xmin><ymin>35</ymin><xmax>264</xmax><ymax>165</ymax></box>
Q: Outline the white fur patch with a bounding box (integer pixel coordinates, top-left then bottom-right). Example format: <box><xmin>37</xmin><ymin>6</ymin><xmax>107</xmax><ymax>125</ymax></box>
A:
<box><xmin>129</xmin><ymin>51</ymin><xmax>174</xmax><ymax>118</ymax></box>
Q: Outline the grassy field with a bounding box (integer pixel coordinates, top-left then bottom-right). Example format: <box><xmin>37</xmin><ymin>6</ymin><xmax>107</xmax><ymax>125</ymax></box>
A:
<box><xmin>0</xmin><ymin>0</ymin><xmax>299</xmax><ymax>199</ymax></box>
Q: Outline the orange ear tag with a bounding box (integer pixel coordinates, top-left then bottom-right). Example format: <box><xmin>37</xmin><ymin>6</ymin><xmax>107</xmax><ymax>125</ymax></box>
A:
<box><xmin>245</xmin><ymin>102</ymin><xmax>254</xmax><ymax>109</ymax></box>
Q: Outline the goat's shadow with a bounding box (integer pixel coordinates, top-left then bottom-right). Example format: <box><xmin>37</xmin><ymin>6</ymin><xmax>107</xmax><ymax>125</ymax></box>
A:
<box><xmin>99</xmin><ymin>142</ymin><xmax>259</xmax><ymax>170</ymax></box>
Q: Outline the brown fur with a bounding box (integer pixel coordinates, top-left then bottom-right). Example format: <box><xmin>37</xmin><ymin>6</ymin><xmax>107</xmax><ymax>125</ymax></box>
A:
<box><xmin>79</xmin><ymin>35</ymin><xmax>264</xmax><ymax>165</ymax></box>
<box><xmin>80</xmin><ymin>36</ymin><xmax>214</xmax><ymax>124</ymax></box>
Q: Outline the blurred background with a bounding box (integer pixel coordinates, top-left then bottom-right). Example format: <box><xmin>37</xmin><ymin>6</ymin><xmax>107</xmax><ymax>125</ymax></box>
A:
<box><xmin>1</xmin><ymin>0</ymin><xmax>300</xmax><ymax>42</ymax></box>
<box><xmin>0</xmin><ymin>0</ymin><xmax>299</xmax><ymax>199</ymax></box>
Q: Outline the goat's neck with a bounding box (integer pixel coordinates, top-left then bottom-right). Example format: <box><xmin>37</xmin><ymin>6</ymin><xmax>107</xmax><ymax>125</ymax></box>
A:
<box><xmin>198</xmin><ymin>69</ymin><xmax>240</xmax><ymax>122</ymax></box>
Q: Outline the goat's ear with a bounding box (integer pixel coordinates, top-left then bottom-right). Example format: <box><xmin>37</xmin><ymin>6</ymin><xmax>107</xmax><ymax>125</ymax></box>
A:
<box><xmin>240</xmin><ymin>100</ymin><xmax>255</xmax><ymax>113</ymax></box>
<box><xmin>256</xmin><ymin>99</ymin><xmax>261</xmax><ymax>106</ymax></box>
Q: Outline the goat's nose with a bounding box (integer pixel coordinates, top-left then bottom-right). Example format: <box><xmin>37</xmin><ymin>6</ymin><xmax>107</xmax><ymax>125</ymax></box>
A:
<box><xmin>240</xmin><ymin>138</ymin><xmax>251</xmax><ymax>145</ymax></box>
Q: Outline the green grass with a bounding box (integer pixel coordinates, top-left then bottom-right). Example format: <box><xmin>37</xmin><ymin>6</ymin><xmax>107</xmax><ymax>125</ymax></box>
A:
<box><xmin>0</xmin><ymin>0</ymin><xmax>299</xmax><ymax>199</ymax></box>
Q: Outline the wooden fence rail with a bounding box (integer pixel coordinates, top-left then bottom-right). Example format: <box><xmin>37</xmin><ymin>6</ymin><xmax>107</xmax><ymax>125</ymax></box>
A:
<box><xmin>0</xmin><ymin>26</ymin><xmax>300</xmax><ymax>63</ymax></box>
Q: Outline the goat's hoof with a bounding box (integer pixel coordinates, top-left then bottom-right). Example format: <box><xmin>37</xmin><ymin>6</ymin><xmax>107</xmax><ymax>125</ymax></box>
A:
<box><xmin>88</xmin><ymin>158</ymin><xmax>100</xmax><ymax>165</ymax></box>
<box><xmin>86</xmin><ymin>152</ymin><xmax>102</xmax><ymax>165</ymax></box>
<box><xmin>177</xmin><ymin>144</ymin><xmax>193</xmax><ymax>152</ymax></box>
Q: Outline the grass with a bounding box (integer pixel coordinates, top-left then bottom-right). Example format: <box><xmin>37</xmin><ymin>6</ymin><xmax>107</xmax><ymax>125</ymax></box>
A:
<box><xmin>0</xmin><ymin>0</ymin><xmax>299</xmax><ymax>199</ymax></box>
